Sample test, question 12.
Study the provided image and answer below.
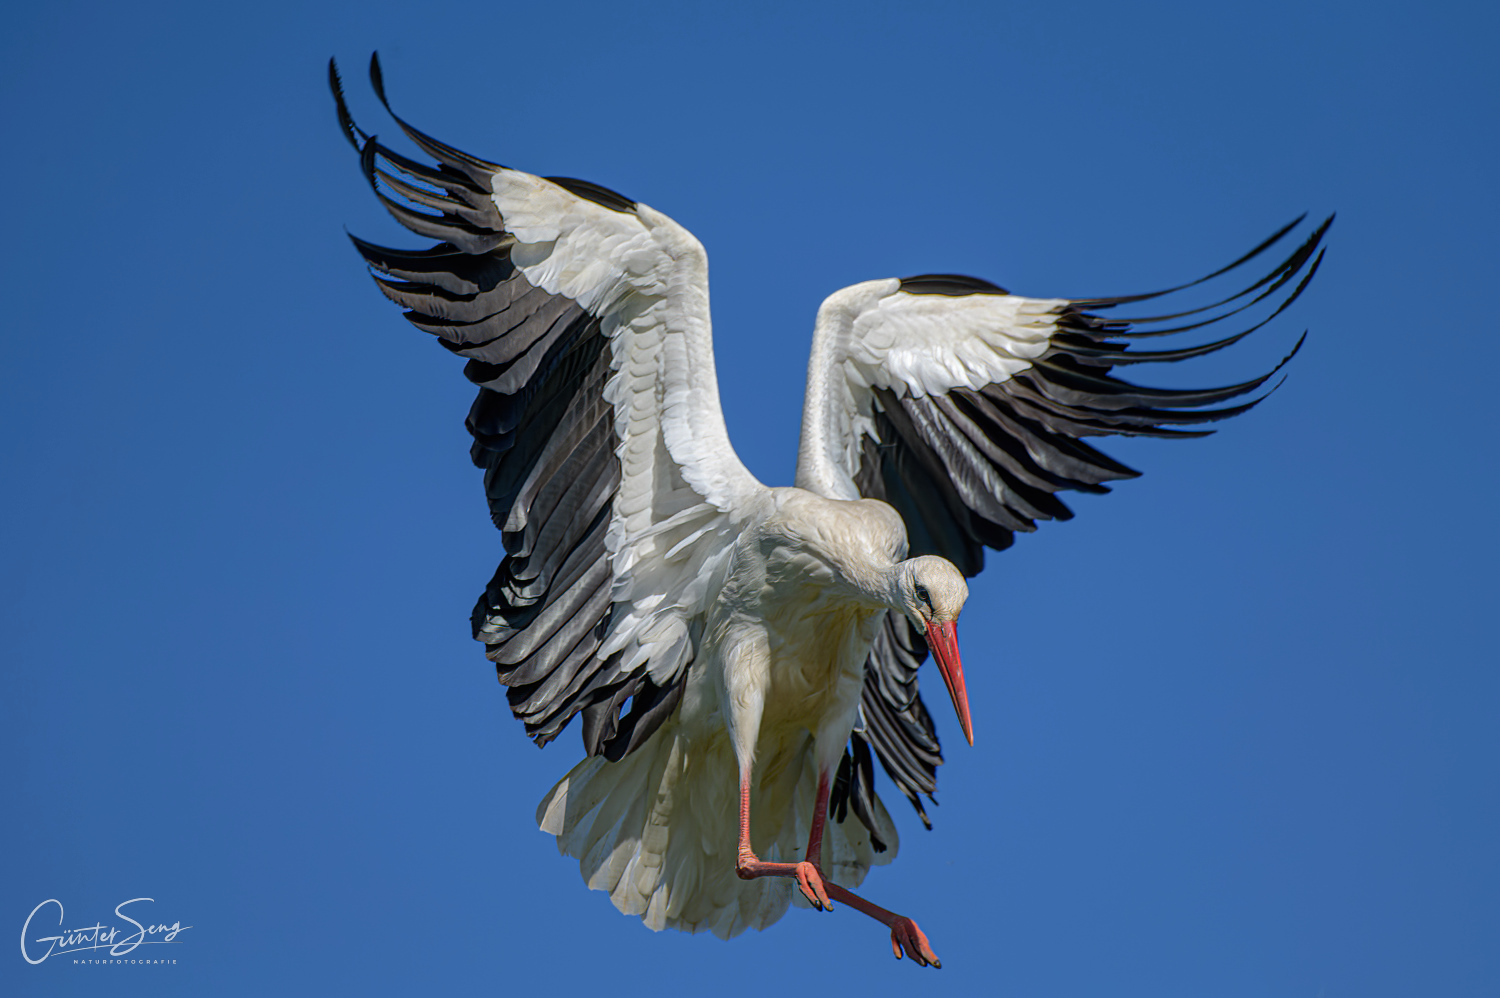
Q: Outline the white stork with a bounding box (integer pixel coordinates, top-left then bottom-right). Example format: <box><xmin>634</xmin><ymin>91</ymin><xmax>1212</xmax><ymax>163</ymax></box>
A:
<box><xmin>332</xmin><ymin>54</ymin><xmax>1328</xmax><ymax>968</ymax></box>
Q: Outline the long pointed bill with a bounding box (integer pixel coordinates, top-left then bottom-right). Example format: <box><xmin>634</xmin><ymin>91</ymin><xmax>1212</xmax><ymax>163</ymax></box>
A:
<box><xmin>925</xmin><ymin>619</ymin><xmax>973</xmax><ymax>745</ymax></box>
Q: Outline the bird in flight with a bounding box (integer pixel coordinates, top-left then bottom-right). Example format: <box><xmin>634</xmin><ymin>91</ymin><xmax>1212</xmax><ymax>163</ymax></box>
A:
<box><xmin>331</xmin><ymin>53</ymin><xmax>1327</xmax><ymax>969</ymax></box>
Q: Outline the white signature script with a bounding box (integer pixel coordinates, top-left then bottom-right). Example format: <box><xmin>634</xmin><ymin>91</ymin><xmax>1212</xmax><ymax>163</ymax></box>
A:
<box><xmin>20</xmin><ymin>898</ymin><xmax>191</xmax><ymax>964</ymax></box>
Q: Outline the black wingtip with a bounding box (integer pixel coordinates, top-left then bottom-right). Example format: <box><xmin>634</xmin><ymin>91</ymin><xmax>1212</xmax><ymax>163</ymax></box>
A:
<box><xmin>1073</xmin><ymin>213</ymin><xmax>1318</xmax><ymax>310</ymax></box>
<box><xmin>328</xmin><ymin>57</ymin><xmax>365</xmax><ymax>151</ymax></box>
<box><xmin>369</xmin><ymin>51</ymin><xmax>390</xmax><ymax>111</ymax></box>
<box><xmin>358</xmin><ymin>129</ymin><xmax>381</xmax><ymax>188</ymax></box>
<box><xmin>1283</xmin><ymin>330</ymin><xmax>1308</xmax><ymax>366</ymax></box>
<box><xmin>1241</xmin><ymin>331</ymin><xmax>1308</xmax><ymax>405</ymax></box>
<box><xmin>351</xmin><ymin>50</ymin><xmax>506</xmax><ymax>182</ymax></box>
<box><xmin>1244</xmin><ymin>369</ymin><xmax>1295</xmax><ymax>412</ymax></box>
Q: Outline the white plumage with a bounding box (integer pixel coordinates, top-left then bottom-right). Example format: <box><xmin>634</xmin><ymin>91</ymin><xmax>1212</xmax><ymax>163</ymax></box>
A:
<box><xmin>333</xmin><ymin>53</ymin><xmax>1327</xmax><ymax>968</ymax></box>
<box><xmin>538</xmin><ymin>492</ymin><xmax>917</xmax><ymax>938</ymax></box>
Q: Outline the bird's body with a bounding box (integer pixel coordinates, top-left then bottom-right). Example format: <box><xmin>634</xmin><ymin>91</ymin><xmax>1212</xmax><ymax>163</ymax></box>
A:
<box><xmin>332</xmin><ymin>53</ymin><xmax>1327</xmax><ymax>967</ymax></box>
<box><xmin>539</xmin><ymin>488</ymin><xmax>951</xmax><ymax>938</ymax></box>
<box><xmin>705</xmin><ymin>490</ymin><xmax>902</xmax><ymax>774</ymax></box>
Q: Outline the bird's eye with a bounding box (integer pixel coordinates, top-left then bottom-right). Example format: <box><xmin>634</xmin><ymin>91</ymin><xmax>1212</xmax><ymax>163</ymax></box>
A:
<box><xmin>914</xmin><ymin>584</ymin><xmax>931</xmax><ymax>608</ymax></box>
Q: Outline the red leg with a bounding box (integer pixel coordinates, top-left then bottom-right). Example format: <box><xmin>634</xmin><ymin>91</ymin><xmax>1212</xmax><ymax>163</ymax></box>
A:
<box><xmin>805</xmin><ymin>769</ymin><xmax>830</xmax><ymax>872</ymax></box>
<box><xmin>735</xmin><ymin>771</ymin><xmax>832</xmax><ymax>910</ymax></box>
<box><xmin>823</xmin><ymin>882</ymin><xmax>942</xmax><ymax>968</ymax></box>
<box><xmin>734</xmin><ymin>767</ymin><xmax>942</xmax><ymax>967</ymax></box>
<box><xmin>806</xmin><ymin>769</ymin><xmax>941</xmax><ymax>967</ymax></box>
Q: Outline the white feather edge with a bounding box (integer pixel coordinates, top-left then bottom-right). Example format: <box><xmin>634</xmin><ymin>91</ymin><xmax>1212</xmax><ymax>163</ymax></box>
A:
<box><xmin>488</xmin><ymin>168</ymin><xmax>765</xmax><ymax>691</ymax></box>
<box><xmin>796</xmin><ymin>278</ymin><xmax>1067</xmax><ymax>500</ymax></box>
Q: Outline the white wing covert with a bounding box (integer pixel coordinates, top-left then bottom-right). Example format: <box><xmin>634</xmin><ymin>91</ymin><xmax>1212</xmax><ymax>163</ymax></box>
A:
<box><xmin>811</xmin><ymin>218</ymin><xmax>1330</xmax><ymax>828</ymax></box>
<box><xmin>334</xmin><ymin>56</ymin><xmax>760</xmax><ymax>760</ymax></box>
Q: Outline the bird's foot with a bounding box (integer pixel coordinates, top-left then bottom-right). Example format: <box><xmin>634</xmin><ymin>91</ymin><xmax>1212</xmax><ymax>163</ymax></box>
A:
<box><xmin>735</xmin><ymin>851</ymin><xmax>833</xmax><ymax>911</ymax></box>
<box><xmin>823</xmin><ymin>881</ymin><xmax>943</xmax><ymax>969</ymax></box>
<box><xmin>794</xmin><ymin>860</ymin><xmax>832</xmax><ymax>911</ymax></box>
<box><xmin>889</xmin><ymin>915</ymin><xmax>941</xmax><ymax>969</ymax></box>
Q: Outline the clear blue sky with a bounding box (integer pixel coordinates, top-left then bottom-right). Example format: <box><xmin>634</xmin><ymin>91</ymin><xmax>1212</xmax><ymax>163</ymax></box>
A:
<box><xmin>4</xmin><ymin>1</ymin><xmax>1496</xmax><ymax>995</ymax></box>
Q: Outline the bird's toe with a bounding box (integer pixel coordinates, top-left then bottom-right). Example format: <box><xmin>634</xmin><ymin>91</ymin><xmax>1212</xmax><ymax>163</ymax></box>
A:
<box><xmin>890</xmin><ymin>917</ymin><xmax>941</xmax><ymax>969</ymax></box>
<box><xmin>794</xmin><ymin>861</ymin><xmax>832</xmax><ymax>911</ymax></box>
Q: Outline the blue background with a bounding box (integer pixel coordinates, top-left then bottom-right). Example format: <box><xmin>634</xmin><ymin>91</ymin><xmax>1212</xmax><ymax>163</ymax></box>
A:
<box><xmin>4</xmin><ymin>1</ymin><xmax>1496</xmax><ymax>995</ymax></box>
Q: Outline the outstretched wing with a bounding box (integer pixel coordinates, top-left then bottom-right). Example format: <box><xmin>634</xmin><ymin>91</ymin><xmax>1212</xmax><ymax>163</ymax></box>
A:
<box><xmin>333</xmin><ymin>55</ymin><xmax>761</xmax><ymax>760</ymax></box>
<box><xmin>816</xmin><ymin>217</ymin><xmax>1330</xmax><ymax>830</ymax></box>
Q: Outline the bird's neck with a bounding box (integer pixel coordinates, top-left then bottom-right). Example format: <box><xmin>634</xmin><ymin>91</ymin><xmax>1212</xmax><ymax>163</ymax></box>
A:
<box><xmin>844</xmin><ymin>558</ymin><xmax>911</xmax><ymax>615</ymax></box>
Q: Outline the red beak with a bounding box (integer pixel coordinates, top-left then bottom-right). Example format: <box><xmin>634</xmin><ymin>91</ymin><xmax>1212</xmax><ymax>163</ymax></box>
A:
<box><xmin>925</xmin><ymin>619</ymin><xmax>973</xmax><ymax>746</ymax></box>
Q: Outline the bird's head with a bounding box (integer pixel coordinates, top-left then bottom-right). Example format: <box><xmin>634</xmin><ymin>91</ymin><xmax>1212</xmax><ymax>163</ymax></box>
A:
<box><xmin>895</xmin><ymin>556</ymin><xmax>974</xmax><ymax>745</ymax></box>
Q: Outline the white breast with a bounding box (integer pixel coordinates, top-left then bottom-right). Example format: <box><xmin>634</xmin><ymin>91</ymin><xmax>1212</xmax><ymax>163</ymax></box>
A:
<box><xmin>744</xmin><ymin>490</ymin><xmax>907</xmax><ymax>745</ymax></box>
